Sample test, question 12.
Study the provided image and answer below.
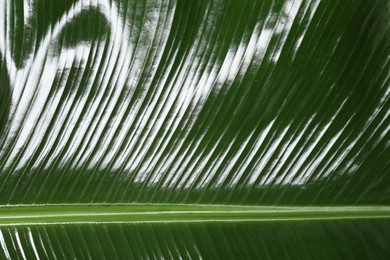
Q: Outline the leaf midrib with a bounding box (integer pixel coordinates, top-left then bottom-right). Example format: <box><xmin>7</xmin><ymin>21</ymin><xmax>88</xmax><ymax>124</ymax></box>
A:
<box><xmin>0</xmin><ymin>204</ymin><xmax>389</xmax><ymax>225</ymax></box>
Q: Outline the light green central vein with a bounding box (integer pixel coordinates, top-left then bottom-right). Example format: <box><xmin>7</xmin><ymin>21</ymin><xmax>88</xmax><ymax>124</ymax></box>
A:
<box><xmin>0</xmin><ymin>204</ymin><xmax>389</xmax><ymax>225</ymax></box>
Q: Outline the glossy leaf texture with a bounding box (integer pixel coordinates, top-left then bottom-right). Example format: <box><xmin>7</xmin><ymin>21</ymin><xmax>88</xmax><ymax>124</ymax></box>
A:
<box><xmin>0</xmin><ymin>221</ymin><xmax>389</xmax><ymax>259</ymax></box>
<box><xmin>0</xmin><ymin>0</ymin><xmax>389</xmax><ymax>258</ymax></box>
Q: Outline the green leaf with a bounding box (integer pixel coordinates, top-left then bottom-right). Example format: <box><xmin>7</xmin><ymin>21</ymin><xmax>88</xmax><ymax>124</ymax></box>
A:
<box><xmin>0</xmin><ymin>0</ymin><xmax>389</xmax><ymax>258</ymax></box>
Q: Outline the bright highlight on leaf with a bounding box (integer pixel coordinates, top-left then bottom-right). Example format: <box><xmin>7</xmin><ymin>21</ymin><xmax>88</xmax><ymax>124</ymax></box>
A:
<box><xmin>0</xmin><ymin>0</ymin><xmax>389</xmax><ymax>258</ymax></box>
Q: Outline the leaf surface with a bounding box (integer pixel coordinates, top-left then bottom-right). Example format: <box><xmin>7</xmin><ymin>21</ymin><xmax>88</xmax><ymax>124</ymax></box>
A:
<box><xmin>0</xmin><ymin>0</ymin><xmax>389</xmax><ymax>258</ymax></box>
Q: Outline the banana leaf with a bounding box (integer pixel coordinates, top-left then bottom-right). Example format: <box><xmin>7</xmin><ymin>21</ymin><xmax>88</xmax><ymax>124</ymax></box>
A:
<box><xmin>0</xmin><ymin>0</ymin><xmax>389</xmax><ymax>258</ymax></box>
